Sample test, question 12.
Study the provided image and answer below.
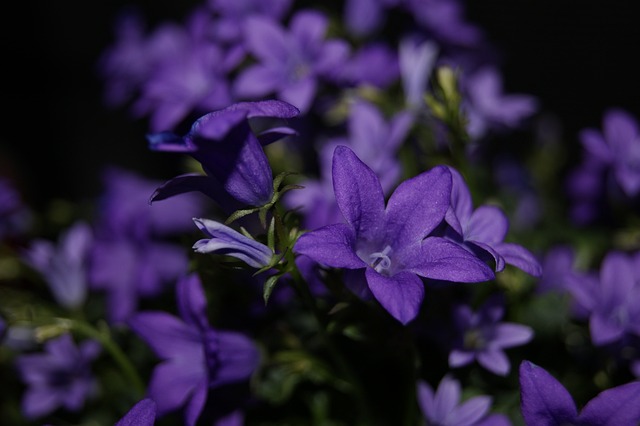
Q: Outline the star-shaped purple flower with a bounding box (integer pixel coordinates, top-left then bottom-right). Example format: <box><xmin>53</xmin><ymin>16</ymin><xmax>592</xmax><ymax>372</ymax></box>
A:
<box><xmin>128</xmin><ymin>273</ymin><xmax>259</xmax><ymax>426</ymax></box>
<box><xmin>294</xmin><ymin>146</ymin><xmax>494</xmax><ymax>324</ymax></box>
<box><xmin>233</xmin><ymin>10</ymin><xmax>350</xmax><ymax>112</ymax></box>
<box><xmin>449</xmin><ymin>297</ymin><xmax>533</xmax><ymax>376</ymax></box>
<box><xmin>519</xmin><ymin>360</ymin><xmax>640</xmax><ymax>425</ymax></box>
<box><xmin>15</xmin><ymin>333</ymin><xmax>100</xmax><ymax>419</ymax></box>
<box><xmin>148</xmin><ymin>100</ymin><xmax>299</xmax><ymax>209</ymax></box>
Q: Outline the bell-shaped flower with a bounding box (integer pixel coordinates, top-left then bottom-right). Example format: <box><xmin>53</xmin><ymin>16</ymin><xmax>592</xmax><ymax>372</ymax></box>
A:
<box><xmin>444</xmin><ymin>166</ymin><xmax>542</xmax><ymax>277</ymax></box>
<box><xmin>193</xmin><ymin>218</ymin><xmax>274</xmax><ymax>269</ymax></box>
<box><xmin>148</xmin><ymin>100</ymin><xmax>299</xmax><ymax>209</ymax></box>
<box><xmin>128</xmin><ymin>273</ymin><xmax>260</xmax><ymax>426</ymax></box>
<box><xmin>294</xmin><ymin>146</ymin><xmax>494</xmax><ymax>324</ymax></box>
<box><xmin>519</xmin><ymin>360</ymin><xmax>640</xmax><ymax>425</ymax></box>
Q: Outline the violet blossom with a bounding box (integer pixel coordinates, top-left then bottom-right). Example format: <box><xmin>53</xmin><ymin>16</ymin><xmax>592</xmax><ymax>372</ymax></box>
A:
<box><xmin>449</xmin><ymin>297</ymin><xmax>533</xmax><ymax>376</ymax></box>
<box><xmin>15</xmin><ymin>333</ymin><xmax>100</xmax><ymax>419</ymax></box>
<box><xmin>116</xmin><ymin>398</ymin><xmax>157</xmax><ymax>426</ymax></box>
<box><xmin>444</xmin><ymin>166</ymin><xmax>542</xmax><ymax>277</ymax></box>
<box><xmin>519</xmin><ymin>360</ymin><xmax>640</xmax><ymax>425</ymax></box>
<box><xmin>405</xmin><ymin>0</ymin><xmax>484</xmax><ymax>47</ymax></box>
<box><xmin>343</xmin><ymin>0</ymin><xmax>400</xmax><ymax>37</ymax></box>
<box><xmin>294</xmin><ymin>146</ymin><xmax>494</xmax><ymax>324</ymax></box>
<box><xmin>338</xmin><ymin>42</ymin><xmax>400</xmax><ymax>89</ymax></box>
<box><xmin>128</xmin><ymin>273</ymin><xmax>259</xmax><ymax>426</ymax></box>
<box><xmin>233</xmin><ymin>10</ymin><xmax>350</xmax><ymax>112</ymax></box>
<box><xmin>207</xmin><ymin>0</ymin><xmax>293</xmax><ymax>43</ymax></box>
<box><xmin>23</xmin><ymin>221</ymin><xmax>92</xmax><ymax>309</ymax></box>
<box><xmin>148</xmin><ymin>100</ymin><xmax>299</xmax><ymax>210</ymax></box>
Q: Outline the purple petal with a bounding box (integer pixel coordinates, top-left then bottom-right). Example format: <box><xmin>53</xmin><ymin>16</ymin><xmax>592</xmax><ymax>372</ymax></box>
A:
<box><xmin>385</xmin><ymin>166</ymin><xmax>451</xmax><ymax>245</ymax></box>
<box><xmin>448</xmin><ymin>350</ymin><xmax>475</xmax><ymax>368</ymax></box>
<box><xmin>332</xmin><ymin>146</ymin><xmax>386</xmax><ymax>242</ymax></box>
<box><xmin>184</xmin><ymin>380</ymin><xmax>208</xmax><ymax>426</ymax></box>
<box><xmin>279</xmin><ymin>77</ymin><xmax>317</xmax><ymax>113</ymax></box>
<box><xmin>244</xmin><ymin>16</ymin><xmax>289</xmax><ymax>62</ymax></box>
<box><xmin>211</xmin><ymin>331</ymin><xmax>260</xmax><ymax>385</ymax></box>
<box><xmin>447</xmin><ymin>166</ymin><xmax>473</xmax><ymax>225</ymax></box>
<box><xmin>491</xmin><ymin>323</ymin><xmax>534</xmax><ymax>348</ymax></box>
<box><xmin>449</xmin><ymin>395</ymin><xmax>492</xmax><ymax>425</ymax></box>
<box><xmin>477</xmin><ymin>350</ymin><xmax>511</xmax><ymax>376</ymax></box>
<box><xmin>290</xmin><ymin>10</ymin><xmax>328</xmax><ymax>47</ymax></box>
<box><xmin>494</xmin><ymin>242</ymin><xmax>542</xmax><ymax>277</ymax></box>
<box><xmin>233</xmin><ymin>65</ymin><xmax>281</xmax><ymax>98</ymax></box>
<box><xmin>116</xmin><ymin>399</ymin><xmax>157</xmax><ymax>426</ymax></box>
<box><xmin>406</xmin><ymin>237</ymin><xmax>495</xmax><ymax>283</ymax></box>
<box><xmin>150</xmin><ymin>173</ymin><xmax>241</xmax><ymax>212</ymax></box>
<box><xmin>416</xmin><ymin>381</ymin><xmax>437</xmax><ymax>419</ymax></box>
<box><xmin>465</xmin><ymin>205</ymin><xmax>508</xmax><ymax>244</ymax></box>
<box><xmin>365</xmin><ymin>269</ymin><xmax>424</xmax><ymax>324</ymax></box>
<box><xmin>176</xmin><ymin>273</ymin><xmax>209</xmax><ymax>330</ymax></box>
<box><xmin>344</xmin><ymin>0</ymin><xmax>385</xmax><ymax>35</ymax></box>
<box><xmin>147</xmin><ymin>364</ymin><xmax>205</xmax><ymax>416</ymax></box>
<box><xmin>580</xmin><ymin>128</ymin><xmax>612</xmax><ymax>163</ymax></box>
<box><xmin>128</xmin><ymin>312</ymin><xmax>202</xmax><ymax>360</ymax></box>
<box><xmin>604</xmin><ymin>108</ymin><xmax>639</xmax><ymax>154</ymax></box>
<box><xmin>257</xmin><ymin>126</ymin><xmax>298</xmax><ymax>146</ymax></box>
<box><xmin>578</xmin><ymin>381</ymin><xmax>640</xmax><ymax>425</ymax></box>
<box><xmin>589</xmin><ymin>313</ymin><xmax>625</xmax><ymax>346</ymax></box>
<box><xmin>433</xmin><ymin>375</ymin><xmax>461</xmax><ymax>420</ymax></box>
<box><xmin>600</xmin><ymin>251</ymin><xmax>635</xmax><ymax>306</ymax></box>
<box><xmin>294</xmin><ymin>223</ymin><xmax>366</xmax><ymax>269</ymax></box>
<box><xmin>519</xmin><ymin>361</ymin><xmax>578</xmax><ymax>425</ymax></box>
<box><xmin>22</xmin><ymin>388</ymin><xmax>61</xmax><ymax>419</ymax></box>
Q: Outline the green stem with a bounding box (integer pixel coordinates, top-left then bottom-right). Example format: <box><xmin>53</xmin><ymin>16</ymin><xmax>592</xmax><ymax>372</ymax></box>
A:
<box><xmin>56</xmin><ymin>318</ymin><xmax>145</xmax><ymax>398</ymax></box>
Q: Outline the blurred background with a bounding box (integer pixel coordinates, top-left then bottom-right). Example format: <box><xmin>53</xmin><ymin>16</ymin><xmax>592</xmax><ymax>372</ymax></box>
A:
<box><xmin>2</xmin><ymin>0</ymin><xmax>640</xmax><ymax>212</ymax></box>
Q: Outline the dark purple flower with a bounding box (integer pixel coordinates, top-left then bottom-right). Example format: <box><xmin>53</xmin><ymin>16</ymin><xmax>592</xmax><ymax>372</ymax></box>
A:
<box><xmin>463</xmin><ymin>67</ymin><xmax>538</xmax><ymax>141</ymax></box>
<box><xmin>449</xmin><ymin>297</ymin><xmax>533</xmax><ymax>376</ymax></box>
<box><xmin>537</xmin><ymin>245</ymin><xmax>577</xmax><ymax>294</ymax></box>
<box><xmin>417</xmin><ymin>376</ymin><xmax>497</xmax><ymax>426</ymax></box>
<box><xmin>128</xmin><ymin>273</ymin><xmax>259</xmax><ymax>426</ymax></box>
<box><xmin>23</xmin><ymin>221</ymin><xmax>93</xmax><ymax>309</ymax></box>
<box><xmin>565</xmin><ymin>157</ymin><xmax>608</xmax><ymax>225</ymax></box>
<box><xmin>0</xmin><ymin>176</ymin><xmax>31</xmax><ymax>240</ymax></box>
<box><xmin>116</xmin><ymin>398</ymin><xmax>157</xmax><ymax>426</ymax></box>
<box><xmin>15</xmin><ymin>334</ymin><xmax>100</xmax><ymax>419</ymax></box>
<box><xmin>579</xmin><ymin>108</ymin><xmax>640</xmax><ymax>197</ymax></box>
<box><xmin>445</xmin><ymin>166</ymin><xmax>542</xmax><ymax>277</ymax></box>
<box><xmin>294</xmin><ymin>146</ymin><xmax>494</xmax><ymax>324</ymax></box>
<box><xmin>234</xmin><ymin>10</ymin><xmax>350</xmax><ymax>112</ymax></box>
<box><xmin>90</xmin><ymin>168</ymin><xmax>202</xmax><ymax>323</ymax></box>
<box><xmin>207</xmin><ymin>0</ymin><xmax>293</xmax><ymax>43</ymax></box>
<box><xmin>148</xmin><ymin>100</ymin><xmax>299</xmax><ymax>209</ymax></box>
<box><xmin>565</xmin><ymin>251</ymin><xmax>640</xmax><ymax>346</ymax></box>
<box><xmin>519</xmin><ymin>360</ymin><xmax>640</xmax><ymax>425</ymax></box>
<box><xmin>192</xmin><ymin>218</ymin><xmax>274</xmax><ymax>268</ymax></box>
<box><xmin>405</xmin><ymin>0</ymin><xmax>484</xmax><ymax>47</ymax></box>
<box><xmin>338</xmin><ymin>43</ymin><xmax>400</xmax><ymax>89</ymax></box>
<box><xmin>343</xmin><ymin>0</ymin><xmax>400</xmax><ymax>36</ymax></box>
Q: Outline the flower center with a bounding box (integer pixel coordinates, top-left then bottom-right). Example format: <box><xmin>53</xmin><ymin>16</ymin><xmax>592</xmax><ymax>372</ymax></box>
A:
<box><xmin>369</xmin><ymin>245</ymin><xmax>393</xmax><ymax>274</ymax></box>
<box><xmin>463</xmin><ymin>328</ymin><xmax>487</xmax><ymax>350</ymax></box>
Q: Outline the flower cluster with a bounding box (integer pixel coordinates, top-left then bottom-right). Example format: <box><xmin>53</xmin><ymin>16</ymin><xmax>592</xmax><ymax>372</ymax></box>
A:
<box><xmin>2</xmin><ymin>1</ymin><xmax>640</xmax><ymax>425</ymax></box>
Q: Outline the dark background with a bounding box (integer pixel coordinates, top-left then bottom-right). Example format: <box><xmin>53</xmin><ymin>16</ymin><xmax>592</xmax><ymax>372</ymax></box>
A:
<box><xmin>3</xmin><ymin>1</ymin><xmax>640</xmax><ymax>211</ymax></box>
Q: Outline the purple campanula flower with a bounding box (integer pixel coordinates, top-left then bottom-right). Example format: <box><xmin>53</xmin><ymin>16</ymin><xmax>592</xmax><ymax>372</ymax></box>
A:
<box><xmin>565</xmin><ymin>251</ymin><xmax>640</xmax><ymax>346</ymax></box>
<box><xmin>15</xmin><ymin>333</ymin><xmax>100</xmax><ymax>419</ymax></box>
<box><xmin>463</xmin><ymin>67</ymin><xmax>538</xmax><ymax>141</ymax></box>
<box><xmin>128</xmin><ymin>273</ymin><xmax>259</xmax><ymax>426</ymax></box>
<box><xmin>338</xmin><ymin>43</ymin><xmax>400</xmax><ymax>89</ymax></box>
<box><xmin>192</xmin><ymin>218</ymin><xmax>274</xmax><ymax>268</ymax></box>
<box><xmin>449</xmin><ymin>297</ymin><xmax>533</xmax><ymax>376</ymax></box>
<box><xmin>90</xmin><ymin>168</ymin><xmax>203</xmax><ymax>324</ymax></box>
<box><xmin>294</xmin><ymin>146</ymin><xmax>494</xmax><ymax>324</ymax></box>
<box><xmin>405</xmin><ymin>0</ymin><xmax>484</xmax><ymax>47</ymax></box>
<box><xmin>23</xmin><ymin>221</ymin><xmax>92</xmax><ymax>309</ymax></box>
<box><xmin>148</xmin><ymin>100</ymin><xmax>299</xmax><ymax>210</ymax></box>
<box><xmin>444</xmin><ymin>166</ymin><xmax>542</xmax><ymax>277</ymax></box>
<box><xmin>579</xmin><ymin>108</ymin><xmax>640</xmax><ymax>197</ymax></box>
<box><xmin>207</xmin><ymin>0</ymin><xmax>293</xmax><ymax>43</ymax></box>
<box><xmin>519</xmin><ymin>360</ymin><xmax>640</xmax><ymax>425</ymax></box>
<box><xmin>417</xmin><ymin>376</ymin><xmax>509</xmax><ymax>426</ymax></box>
<box><xmin>233</xmin><ymin>10</ymin><xmax>350</xmax><ymax>113</ymax></box>
<box><xmin>343</xmin><ymin>0</ymin><xmax>400</xmax><ymax>37</ymax></box>
<box><xmin>116</xmin><ymin>398</ymin><xmax>157</xmax><ymax>426</ymax></box>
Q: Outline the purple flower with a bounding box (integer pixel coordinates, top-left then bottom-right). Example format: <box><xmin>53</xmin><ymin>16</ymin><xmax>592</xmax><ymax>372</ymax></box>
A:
<box><xmin>449</xmin><ymin>297</ymin><xmax>533</xmax><ymax>376</ymax></box>
<box><xmin>0</xmin><ymin>176</ymin><xmax>31</xmax><ymax>241</ymax></box>
<box><xmin>128</xmin><ymin>273</ymin><xmax>259</xmax><ymax>426</ymax></box>
<box><xmin>579</xmin><ymin>108</ymin><xmax>640</xmax><ymax>197</ymax></box>
<box><xmin>116</xmin><ymin>398</ymin><xmax>157</xmax><ymax>426</ymax></box>
<box><xmin>463</xmin><ymin>67</ymin><xmax>538</xmax><ymax>140</ymax></box>
<box><xmin>444</xmin><ymin>166</ymin><xmax>542</xmax><ymax>277</ymax></box>
<box><xmin>519</xmin><ymin>360</ymin><xmax>640</xmax><ymax>425</ymax></box>
<box><xmin>343</xmin><ymin>0</ymin><xmax>400</xmax><ymax>36</ymax></box>
<box><xmin>537</xmin><ymin>245</ymin><xmax>577</xmax><ymax>294</ymax></box>
<box><xmin>90</xmin><ymin>168</ymin><xmax>202</xmax><ymax>323</ymax></box>
<box><xmin>207</xmin><ymin>0</ymin><xmax>293</xmax><ymax>43</ymax></box>
<box><xmin>294</xmin><ymin>146</ymin><xmax>494</xmax><ymax>324</ymax></box>
<box><xmin>234</xmin><ymin>10</ymin><xmax>350</xmax><ymax>112</ymax></box>
<box><xmin>23</xmin><ymin>221</ymin><xmax>93</xmax><ymax>309</ymax></box>
<box><xmin>15</xmin><ymin>333</ymin><xmax>100</xmax><ymax>419</ymax></box>
<box><xmin>399</xmin><ymin>37</ymin><xmax>439</xmax><ymax>110</ymax></box>
<box><xmin>405</xmin><ymin>0</ymin><xmax>484</xmax><ymax>47</ymax></box>
<box><xmin>148</xmin><ymin>100</ymin><xmax>299</xmax><ymax>209</ymax></box>
<box><xmin>338</xmin><ymin>43</ymin><xmax>400</xmax><ymax>89</ymax></box>
<box><xmin>417</xmin><ymin>376</ymin><xmax>499</xmax><ymax>426</ymax></box>
<box><xmin>192</xmin><ymin>218</ymin><xmax>274</xmax><ymax>268</ymax></box>
<box><xmin>566</xmin><ymin>251</ymin><xmax>640</xmax><ymax>346</ymax></box>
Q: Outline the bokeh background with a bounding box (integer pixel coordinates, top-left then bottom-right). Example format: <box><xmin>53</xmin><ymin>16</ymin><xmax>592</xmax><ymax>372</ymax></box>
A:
<box><xmin>3</xmin><ymin>0</ymin><xmax>640</xmax><ymax>211</ymax></box>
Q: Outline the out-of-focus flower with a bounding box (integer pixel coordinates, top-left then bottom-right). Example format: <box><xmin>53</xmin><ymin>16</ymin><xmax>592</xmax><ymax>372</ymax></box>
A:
<box><xmin>116</xmin><ymin>398</ymin><xmax>157</xmax><ymax>426</ymax></box>
<box><xmin>444</xmin><ymin>167</ymin><xmax>542</xmax><ymax>277</ymax></box>
<box><xmin>338</xmin><ymin>43</ymin><xmax>400</xmax><ymax>89</ymax></box>
<box><xmin>405</xmin><ymin>0</ymin><xmax>484</xmax><ymax>47</ymax></box>
<box><xmin>0</xmin><ymin>176</ymin><xmax>31</xmax><ymax>241</ymax></box>
<box><xmin>128</xmin><ymin>273</ymin><xmax>259</xmax><ymax>426</ymax></box>
<box><xmin>15</xmin><ymin>334</ymin><xmax>100</xmax><ymax>419</ymax></box>
<box><xmin>537</xmin><ymin>245</ymin><xmax>577</xmax><ymax>294</ymax></box>
<box><xmin>417</xmin><ymin>376</ymin><xmax>508</xmax><ymax>426</ymax></box>
<box><xmin>566</xmin><ymin>251</ymin><xmax>640</xmax><ymax>346</ymax></box>
<box><xmin>90</xmin><ymin>167</ymin><xmax>202</xmax><ymax>323</ymax></box>
<box><xmin>399</xmin><ymin>37</ymin><xmax>439</xmax><ymax>110</ymax></box>
<box><xmin>192</xmin><ymin>218</ymin><xmax>274</xmax><ymax>268</ymax></box>
<box><xmin>23</xmin><ymin>221</ymin><xmax>93</xmax><ymax>309</ymax></box>
<box><xmin>343</xmin><ymin>0</ymin><xmax>400</xmax><ymax>37</ymax></box>
<box><xmin>449</xmin><ymin>297</ymin><xmax>533</xmax><ymax>376</ymax></box>
<box><xmin>148</xmin><ymin>100</ymin><xmax>299</xmax><ymax>210</ymax></box>
<box><xmin>579</xmin><ymin>108</ymin><xmax>640</xmax><ymax>197</ymax></box>
<box><xmin>207</xmin><ymin>0</ymin><xmax>293</xmax><ymax>43</ymax></box>
<box><xmin>519</xmin><ymin>360</ymin><xmax>640</xmax><ymax>425</ymax></box>
<box><xmin>295</xmin><ymin>146</ymin><xmax>493</xmax><ymax>324</ymax></box>
<box><xmin>463</xmin><ymin>67</ymin><xmax>538</xmax><ymax>141</ymax></box>
<box><xmin>233</xmin><ymin>10</ymin><xmax>350</xmax><ymax>112</ymax></box>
